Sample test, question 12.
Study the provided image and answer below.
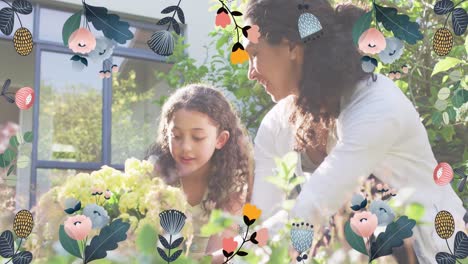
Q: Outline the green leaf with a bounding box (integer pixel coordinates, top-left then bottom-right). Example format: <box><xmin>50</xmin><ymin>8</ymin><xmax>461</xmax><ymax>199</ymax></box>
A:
<box><xmin>404</xmin><ymin>203</ymin><xmax>425</xmax><ymax>222</ymax></box>
<box><xmin>200</xmin><ymin>210</ymin><xmax>234</xmax><ymax>236</ymax></box>
<box><xmin>446</xmin><ymin>107</ymin><xmax>457</xmax><ymax>122</ymax></box>
<box><xmin>23</xmin><ymin>131</ymin><xmax>33</xmax><ymax>143</ymax></box>
<box><xmin>3</xmin><ymin>148</ymin><xmax>16</xmax><ymax>163</ymax></box>
<box><xmin>465</xmin><ymin>35</ymin><xmax>468</xmax><ymax>54</ymax></box>
<box><xmin>440</xmin><ymin>125</ymin><xmax>456</xmax><ymax>142</ymax></box>
<box><xmin>344</xmin><ymin>221</ymin><xmax>368</xmax><ymax>256</ymax></box>
<box><xmin>374</xmin><ymin>3</ymin><xmax>423</xmax><ymax>45</ymax></box>
<box><xmin>59</xmin><ymin>225</ymin><xmax>82</xmax><ymax>259</ymax></box>
<box><xmin>9</xmin><ymin>135</ymin><xmax>19</xmax><ymax>148</ymax></box>
<box><xmin>432</xmin><ymin>112</ymin><xmax>442</xmax><ymax>127</ymax></box>
<box><xmin>369</xmin><ymin>216</ymin><xmax>416</xmax><ymax>261</ymax></box>
<box><xmin>431</xmin><ymin>57</ymin><xmax>462</xmax><ymax>77</ymax></box>
<box><xmin>136</xmin><ymin>224</ymin><xmax>157</xmax><ymax>254</ymax></box>
<box><xmin>7</xmin><ymin>164</ymin><xmax>15</xmax><ymax>176</ymax></box>
<box><xmin>0</xmin><ymin>154</ymin><xmax>9</xmax><ymax>168</ymax></box>
<box><xmin>453</xmin><ymin>89</ymin><xmax>468</xmax><ymax>108</ymax></box>
<box><xmin>62</xmin><ymin>11</ymin><xmax>82</xmax><ymax>46</ymax></box>
<box><xmin>352</xmin><ymin>10</ymin><xmax>373</xmax><ymax>45</ymax></box>
<box><xmin>84</xmin><ymin>219</ymin><xmax>130</xmax><ymax>263</ymax></box>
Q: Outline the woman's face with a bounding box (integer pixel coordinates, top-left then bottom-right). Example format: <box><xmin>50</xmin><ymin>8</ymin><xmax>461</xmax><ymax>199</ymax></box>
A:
<box><xmin>245</xmin><ymin>36</ymin><xmax>304</xmax><ymax>102</ymax></box>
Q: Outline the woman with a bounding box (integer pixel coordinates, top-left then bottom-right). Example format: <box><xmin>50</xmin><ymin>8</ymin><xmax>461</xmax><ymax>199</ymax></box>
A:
<box><xmin>245</xmin><ymin>0</ymin><xmax>466</xmax><ymax>263</ymax></box>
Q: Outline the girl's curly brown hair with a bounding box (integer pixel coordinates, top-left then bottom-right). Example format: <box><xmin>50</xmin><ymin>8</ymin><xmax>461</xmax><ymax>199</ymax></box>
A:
<box><xmin>145</xmin><ymin>84</ymin><xmax>253</xmax><ymax>214</ymax></box>
<box><xmin>245</xmin><ymin>0</ymin><xmax>372</xmax><ymax>151</ymax></box>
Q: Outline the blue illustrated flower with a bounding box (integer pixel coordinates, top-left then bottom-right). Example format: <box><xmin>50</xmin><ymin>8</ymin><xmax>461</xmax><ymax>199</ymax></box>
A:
<box><xmin>369</xmin><ymin>200</ymin><xmax>395</xmax><ymax>226</ymax></box>
<box><xmin>159</xmin><ymin>209</ymin><xmax>186</xmax><ymax>235</ymax></box>
<box><xmin>378</xmin><ymin>37</ymin><xmax>404</xmax><ymax>64</ymax></box>
<box><xmin>64</xmin><ymin>197</ymin><xmax>81</xmax><ymax>214</ymax></box>
<box><xmin>291</xmin><ymin>222</ymin><xmax>314</xmax><ymax>255</ymax></box>
<box><xmin>83</xmin><ymin>204</ymin><xmax>110</xmax><ymax>229</ymax></box>
<box><xmin>350</xmin><ymin>193</ymin><xmax>368</xmax><ymax>211</ymax></box>
<box><xmin>361</xmin><ymin>56</ymin><xmax>378</xmax><ymax>73</ymax></box>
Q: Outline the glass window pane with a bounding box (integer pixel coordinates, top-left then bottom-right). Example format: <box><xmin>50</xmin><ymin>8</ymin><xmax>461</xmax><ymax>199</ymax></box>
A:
<box><xmin>111</xmin><ymin>56</ymin><xmax>172</xmax><ymax>164</ymax></box>
<box><xmin>38</xmin><ymin>51</ymin><xmax>103</xmax><ymax>162</ymax></box>
<box><xmin>36</xmin><ymin>168</ymin><xmax>94</xmax><ymax>202</ymax></box>
<box><xmin>0</xmin><ymin>0</ymin><xmax>34</xmax><ymax>39</ymax></box>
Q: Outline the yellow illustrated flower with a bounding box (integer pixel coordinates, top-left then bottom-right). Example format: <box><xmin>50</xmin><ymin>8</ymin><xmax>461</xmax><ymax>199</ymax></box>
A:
<box><xmin>243</xmin><ymin>203</ymin><xmax>262</xmax><ymax>221</ymax></box>
<box><xmin>230</xmin><ymin>42</ymin><xmax>249</xmax><ymax>64</ymax></box>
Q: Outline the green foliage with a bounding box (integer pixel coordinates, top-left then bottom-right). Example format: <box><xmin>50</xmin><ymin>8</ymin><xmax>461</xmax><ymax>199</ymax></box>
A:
<box><xmin>59</xmin><ymin>225</ymin><xmax>81</xmax><ymax>259</ymax></box>
<box><xmin>344</xmin><ymin>221</ymin><xmax>368</xmax><ymax>256</ymax></box>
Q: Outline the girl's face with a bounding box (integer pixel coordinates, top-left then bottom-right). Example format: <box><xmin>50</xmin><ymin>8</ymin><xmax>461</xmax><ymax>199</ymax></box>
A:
<box><xmin>245</xmin><ymin>35</ymin><xmax>304</xmax><ymax>102</ymax></box>
<box><xmin>168</xmin><ymin>109</ymin><xmax>229</xmax><ymax>178</ymax></box>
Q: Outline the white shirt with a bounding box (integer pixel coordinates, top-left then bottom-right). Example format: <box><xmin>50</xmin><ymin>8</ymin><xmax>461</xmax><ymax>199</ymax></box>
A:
<box><xmin>252</xmin><ymin>74</ymin><xmax>465</xmax><ymax>263</ymax></box>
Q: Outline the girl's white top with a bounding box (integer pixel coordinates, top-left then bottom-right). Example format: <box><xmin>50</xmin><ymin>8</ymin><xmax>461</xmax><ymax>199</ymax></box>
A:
<box><xmin>252</xmin><ymin>74</ymin><xmax>466</xmax><ymax>263</ymax></box>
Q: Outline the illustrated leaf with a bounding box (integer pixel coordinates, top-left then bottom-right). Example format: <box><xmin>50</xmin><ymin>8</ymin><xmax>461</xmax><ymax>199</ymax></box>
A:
<box><xmin>157</xmin><ymin>247</ymin><xmax>170</xmax><ymax>262</ymax></box>
<box><xmin>243</xmin><ymin>215</ymin><xmax>255</xmax><ymax>226</ymax></box>
<box><xmin>350</xmin><ymin>205</ymin><xmax>362</xmax><ymax>211</ymax></box>
<box><xmin>158</xmin><ymin>234</ymin><xmax>170</xmax><ymax>249</ymax></box>
<box><xmin>0</xmin><ymin>230</ymin><xmax>15</xmax><ymax>258</ymax></box>
<box><xmin>7</xmin><ymin>164</ymin><xmax>15</xmax><ymax>176</ymax></box>
<box><xmin>9</xmin><ymin>135</ymin><xmax>19</xmax><ymax>148</ymax></box>
<box><xmin>452</xmin><ymin>8</ymin><xmax>468</xmax><ymax>36</ymax></box>
<box><xmin>4</xmin><ymin>148</ymin><xmax>16</xmax><ymax>163</ymax></box>
<box><xmin>231</xmin><ymin>11</ymin><xmax>243</xmax><ymax>16</ymax></box>
<box><xmin>0</xmin><ymin>154</ymin><xmax>10</xmax><ymax>168</ymax></box>
<box><xmin>344</xmin><ymin>221</ymin><xmax>368</xmax><ymax>256</ymax></box>
<box><xmin>223</xmin><ymin>250</ymin><xmax>234</xmax><ymax>258</ymax></box>
<box><xmin>169</xmin><ymin>249</ymin><xmax>183</xmax><ymax>262</ymax></box>
<box><xmin>84</xmin><ymin>219</ymin><xmax>130</xmax><ymax>263</ymax></box>
<box><xmin>454</xmin><ymin>231</ymin><xmax>468</xmax><ymax>259</ymax></box>
<box><xmin>0</xmin><ymin>7</ymin><xmax>14</xmax><ymax>35</ymax></box>
<box><xmin>12</xmin><ymin>0</ymin><xmax>32</xmax><ymax>15</ymax></box>
<box><xmin>169</xmin><ymin>237</ymin><xmax>183</xmax><ymax>249</ymax></box>
<box><xmin>352</xmin><ymin>10</ymin><xmax>373</xmax><ymax>45</ymax></box>
<box><xmin>70</xmin><ymin>55</ymin><xmax>81</xmax><ymax>61</ymax></box>
<box><xmin>80</xmin><ymin>57</ymin><xmax>88</xmax><ymax>67</ymax></box>
<box><xmin>59</xmin><ymin>225</ymin><xmax>82</xmax><ymax>259</ymax></box>
<box><xmin>434</xmin><ymin>0</ymin><xmax>454</xmax><ymax>15</ymax></box>
<box><xmin>242</xmin><ymin>26</ymin><xmax>251</xmax><ymax>38</ymax></box>
<box><xmin>176</xmin><ymin>8</ymin><xmax>185</xmax><ymax>24</ymax></box>
<box><xmin>12</xmin><ymin>251</ymin><xmax>33</xmax><ymax>264</ymax></box>
<box><xmin>23</xmin><ymin>131</ymin><xmax>33</xmax><ymax>143</ymax></box>
<box><xmin>435</xmin><ymin>252</ymin><xmax>456</xmax><ymax>264</ymax></box>
<box><xmin>237</xmin><ymin>251</ymin><xmax>248</xmax><ymax>256</ymax></box>
<box><xmin>172</xmin><ymin>20</ymin><xmax>180</xmax><ymax>35</ymax></box>
<box><xmin>156</xmin><ymin>16</ymin><xmax>176</xmax><ymax>26</ymax></box>
<box><xmin>62</xmin><ymin>11</ymin><xmax>82</xmax><ymax>46</ymax></box>
<box><xmin>84</xmin><ymin>3</ymin><xmax>133</xmax><ymax>44</ymax></box>
<box><xmin>431</xmin><ymin>57</ymin><xmax>462</xmax><ymax>76</ymax></box>
<box><xmin>370</xmin><ymin>216</ymin><xmax>416</xmax><ymax>261</ymax></box>
<box><xmin>161</xmin><ymin>5</ymin><xmax>178</xmax><ymax>14</ymax></box>
<box><xmin>374</xmin><ymin>3</ymin><xmax>423</xmax><ymax>44</ymax></box>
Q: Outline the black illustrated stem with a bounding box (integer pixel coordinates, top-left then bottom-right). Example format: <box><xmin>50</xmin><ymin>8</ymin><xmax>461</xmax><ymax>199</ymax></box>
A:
<box><xmin>218</xmin><ymin>0</ymin><xmax>242</xmax><ymax>44</ymax></box>
<box><xmin>4</xmin><ymin>238</ymin><xmax>23</xmax><ymax>264</ymax></box>
<box><xmin>445</xmin><ymin>239</ymin><xmax>463</xmax><ymax>264</ymax></box>
<box><xmin>166</xmin><ymin>0</ymin><xmax>182</xmax><ymax>32</ymax></box>
<box><xmin>444</xmin><ymin>0</ymin><xmax>467</xmax><ymax>28</ymax></box>
<box><xmin>1</xmin><ymin>0</ymin><xmax>23</xmax><ymax>28</ymax></box>
<box><xmin>224</xmin><ymin>224</ymin><xmax>251</xmax><ymax>263</ymax></box>
<box><xmin>167</xmin><ymin>234</ymin><xmax>172</xmax><ymax>264</ymax></box>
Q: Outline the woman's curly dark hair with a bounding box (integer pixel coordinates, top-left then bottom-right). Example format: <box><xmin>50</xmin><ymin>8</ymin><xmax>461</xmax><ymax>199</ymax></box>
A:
<box><xmin>245</xmin><ymin>0</ymin><xmax>372</xmax><ymax>151</ymax></box>
<box><xmin>145</xmin><ymin>84</ymin><xmax>253</xmax><ymax>214</ymax></box>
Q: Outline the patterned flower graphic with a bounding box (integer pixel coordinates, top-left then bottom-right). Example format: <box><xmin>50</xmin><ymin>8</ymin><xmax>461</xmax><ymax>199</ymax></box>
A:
<box><xmin>68</xmin><ymin>28</ymin><xmax>97</xmax><ymax>54</ymax></box>
<box><xmin>358</xmin><ymin>28</ymin><xmax>386</xmax><ymax>55</ymax></box>
<box><xmin>147</xmin><ymin>30</ymin><xmax>175</xmax><ymax>57</ymax></box>
<box><xmin>378</xmin><ymin>37</ymin><xmax>404</xmax><ymax>64</ymax></box>
<box><xmin>350</xmin><ymin>211</ymin><xmax>378</xmax><ymax>238</ymax></box>
<box><xmin>64</xmin><ymin>215</ymin><xmax>92</xmax><ymax>241</ymax></box>
<box><xmin>369</xmin><ymin>200</ymin><xmax>395</xmax><ymax>226</ymax></box>
<box><xmin>291</xmin><ymin>222</ymin><xmax>314</xmax><ymax>262</ymax></box>
<box><xmin>159</xmin><ymin>209</ymin><xmax>187</xmax><ymax>235</ymax></box>
<box><xmin>83</xmin><ymin>204</ymin><xmax>110</xmax><ymax>229</ymax></box>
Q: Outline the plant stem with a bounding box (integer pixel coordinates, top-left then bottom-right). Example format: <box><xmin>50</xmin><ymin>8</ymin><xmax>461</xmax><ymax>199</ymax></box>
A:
<box><xmin>166</xmin><ymin>0</ymin><xmax>182</xmax><ymax>31</ymax></box>
<box><xmin>224</xmin><ymin>224</ymin><xmax>251</xmax><ymax>263</ymax></box>
<box><xmin>218</xmin><ymin>0</ymin><xmax>242</xmax><ymax>44</ymax></box>
<box><xmin>445</xmin><ymin>239</ymin><xmax>463</xmax><ymax>264</ymax></box>
<box><xmin>168</xmin><ymin>234</ymin><xmax>172</xmax><ymax>264</ymax></box>
<box><xmin>0</xmin><ymin>0</ymin><xmax>23</xmax><ymax>28</ymax></box>
<box><xmin>4</xmin><ymin>238</ymin><xmax>23</xmax><ymax>264</ymax></box>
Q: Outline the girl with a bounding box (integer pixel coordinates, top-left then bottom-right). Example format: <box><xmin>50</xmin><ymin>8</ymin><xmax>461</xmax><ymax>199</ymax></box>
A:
<box><xmin>245</xmin><ymin>0</ymin><xmax>466</xmax><ymax>263</ymax></box>
<box><xmin>145</xmin><ymin>84</ymin><xmax>253</xmax><ymax>262</ymax></box>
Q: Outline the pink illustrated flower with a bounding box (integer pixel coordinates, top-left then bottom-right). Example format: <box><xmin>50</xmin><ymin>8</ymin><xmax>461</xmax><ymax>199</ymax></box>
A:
<box><xmin>64</xmin><ymin>215</ymin><xmax>92</xmax><ymax>240</ymax></box>
<box><xmin>358</xmin><ymin>28</ymin><xmax>386</xmax><ymax>55</ymax></box>
<box><xmin>256</xmin><ymin>228</ymin><xmax>269</xmax><ymax>246</ymax></box>
<box><xmin>215</xmin><ymin>8</ymin><xmax>231</xmax><ymax>28</ymax></box>
<box><xmin>104</xmin><ymin>190</ymin><xmax>112</xmax><ymax>200</ymax></box>
<box><xmin>68</xmin><ymin>28</ymin><xmax>97</xmax><ymax>54</ymax></box>
<box><xmin>222</xmin><ymin>237</ymin><xmax>238</xmax><ymax>253</ymax></box>
<box><xmin>350</xmin><ymin>211</ymin><xmax>378</xmax><ymax>238</ymax></box>
<box><xmin>247</xmin><ymin>25</ymin><xmax>261</xmax><ymax>44</ymax></box>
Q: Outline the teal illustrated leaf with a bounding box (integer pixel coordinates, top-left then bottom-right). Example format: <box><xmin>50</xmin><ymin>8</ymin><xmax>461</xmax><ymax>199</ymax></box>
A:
<box><xmin>59</xmin><ymin>225</ymin><xmax>82</xmax><ymax>259</ymax></box>
<box><xmin>70</xmin><ymin>55</ymin><xmax>81</xmax><ymax>61</ymax></box>
<box><xmin>158</xmin><ymin>234</ymin><xmax>170</xmax><ymax>249</ymax></box>
<box><xmin>12</xmin><ymin>0</ymin><xmax>32</xmax><ymax>15</ymax></box>
<box><xmin>374</xmin><ymin>3</ymin><xmax>424</xmax><ymax>44</ymax></box>
<box><xmin>0</xmin><ymin>230</ymin><xmax>15</xmax><ymax>258</ymax></box>
<box><xmin>435</xmin><ymin>252</ymin><xmax>456</xmax><ymax>264</ymax></box>
<box><xmin>0</xmin><ymin>7</ymin><xmax>14</xmax><ymax>35</ymax></box>
<box><xmin>62</xmin><ymin>11</ymin><xmax>82</xmax><ymax>46</ymax></box>
<box><xmin>452</xmin><ymin>8</ymin><xmax>468</xmax><ymax>36</ymax></box>
<box><xmin>3</xmin><ymin>148</ymin><xmax>16</xmax><ymax>163</ymax></box>
<box><xmin>80</xmin><ymin>57</ymin><xmax>88</xmax><ymax>67</ymax></box>
<box><xmin>9</xmin><ymin>135</ymin><xmax>19</xmax><ymax>148</ymax></box>
<box><xmin>352</xmin><ymin>10</ymin><xmax>373</xmax><ymax>45</ymax></box>
<box><xmin>170</xmin><ymin>237</ymin><xmax>183</xmax><ymax>249</ymax></box>
<box><xmin>454</xmin><ymin>231</ymin><xmax>468</xmax><ymax>259</ymax></box>
<box><xmin>7</xmin><ymin>164</ymin><xmax>16</xmax><ymax>176</ymax></box>
<box><xmin>84</xmin><ymin>219</ymin><xmax>130</xmax><ymax>263</ymax></box>
<box><xmin>157</xmin><ymin>247</ymin><xmax>170</xmax><ymax>262</ymax></box>
<box><xmin>84</xmin><ymin>3</ymin><xmax>133</xmax><ymax>44</ymax></box>
<box><xmin>161</xmin><ymin>5</ymin><xmax>178</xmax><ymax>14</ymax></box>
<box><xmin>12</xmin><ymin>251</ymin><xmax>33</xmax><ymax>264</ymax></box>
<box><xmin>23</xmin><ymin>131</ymin><xmax>33</xmax><ymax>143</ymax></box>
<box><xmin>176</xmin><ymin>7</ymin><xmax>185</xmax><ymax>24</ymax></box>
<box><xmin>157</xmin><ymin>16</ymin><xmax>177</xmax><ymax>27</ymax></box>
<box><xmin>344</xmin><ymin>221</ymin><xmax>368</xmax><ymax>256</ymax></box>
<box><xmin>370</xmin><ymin>216</ymin><xmax>416</xmax><ymax>261</ymax></box>
<box><xmin>169</xmin><ymin>249</ymin><xmax>183</xmax><ymax>262</ymax></box>
<box><xmin>172</xmin><ymin>21</ymin><xmax>180</xmax><ymax>35</ymax></box>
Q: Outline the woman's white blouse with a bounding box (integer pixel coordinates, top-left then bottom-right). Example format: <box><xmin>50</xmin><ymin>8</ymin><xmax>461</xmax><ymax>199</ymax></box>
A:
<box><xmin>252</xmin><ymin>74</ymin><xmax>465</xmax><ymax>263</ymax></box>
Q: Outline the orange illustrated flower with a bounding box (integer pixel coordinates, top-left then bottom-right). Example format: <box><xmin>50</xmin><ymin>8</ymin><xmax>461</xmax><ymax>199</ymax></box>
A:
<box><xmin>243</xmin><ymin>203</ymin><xmax>261</xmax><ymax>221</ymax></box>
<box><xmin>68</xmin><ymin>28</ymin><xmax>97</xmax><ymax>54</ymax></box>
<box><xmin>230</xmin><ymin>43</ymin><xmax>249</xmax><ymax>64</ymax></box>
<box><xmin>222</xmin><ymin>237</ymin><xmax>238</xmax><ymax>253</ymax></box>
<box><xmin>215</xmin><ymin>7</ymin><xmax>231</xmax><ymax>28</ymax></box>
<box><xmin>358</xmin><ymin>28</ymin><xmax>386</xmax><ymax>55</ymax></box>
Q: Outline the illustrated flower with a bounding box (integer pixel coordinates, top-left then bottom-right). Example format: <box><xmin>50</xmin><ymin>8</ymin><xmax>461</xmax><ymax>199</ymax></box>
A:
<box><xmin>83</xmin><ymin>204</ymin><xmax>110</xmax><ymax>229</ymax></box>
<box><xmin>378</xmin><ymin>37</ymin><xmax>404</xmax><ymax>64</ymax></box>
<box><xmin>433</xmin><ymin>28</ymin><xmax>453</xmax><ymax>56</ymax></box>
<box><xmin>388</xmin><ymin>71</ymin><xmax>396</xmax><ymax>80</ymax></box>
<box><xmin>88</xmin><ymin>37</ymin><xmax>115</xmax><ymax>63</ymax></box>
<box><xmin>290</xmin><ymin>222</ymin><xmax>314</xmax><ymax>254</ymax></box>
<box><xmin>350</xmin><ymin>211</ymin><xmax>378</xmax><ymax>238</ymax></box>
<box><xmin>13</xmin><ymin>27</ymin><xmax>33</xmax><ymax>56</ymax></box>
<box><xmin>255</xmin><ymin>228</ymin><xmax>269</xmax><ymax>247</ymax></box>
<box><xmin>401</xmin><ymin>65</ymin><xmax>409</xmax><ymax>74</ymax></box>
<box><xmin>64</xmin><ymin>215</ymin><xmax>92</xmax><ymax>240</ymax></box>
<box><xmin>92</xmin><ymin>187</ymin><xmax>103</xmax><ymax>196</ymax></box>
<box><xmin>64</xmin><ymin>197</ymin><xmax>81</xmax><ymax>214</ymax></box>
<box><xmin>376</xmin><ymin>183</ymin><xmax>383</xmax><ymax>191</ymax></box>
<box><xmin>369</xmin><ymin>200</ymin><xmax>395</xmax><ymax>226</ymax></box>
<box><xmin>358</xmin><ymin>28</ymin><xmax>386</xmax><ymax>54</ymax></box>
<box><xmin>350</xmin><ymin>193</ymin><xmax>367</xmax><ymax>211</ymax></box>
<box><xmin>147</xmin><ymin>30</ymin><xmax>175</xmax><ymax>56</ymax></box>
<box><xmin>231</xmin><ymin>42</ymin><xmax>249</xmax><ymax>64</ymax></box>
<box><xmin>104</xmin><ymin>190</ymin><xmax>112</xmax><ymax>200</ymax></box>
<box><xmin>15</xmin><ymin>87</ymin><xmax>34</xmax><ymax>110</ymax></box>
<box><xmin>159</xmin><ymin>209</ymin><xmax>186</xmax><ymax>235</ymax></box>
<box><xmin>243</xmin><ymin>203</ymin><xmax>261</xmax><ymax>222</ymax></box>
<box><xmin>361</xmin><ymin>56</ymin><xmax>378</xmax><ymax>73</ymax></box>
<box><xmin>246</xmin><ymin>25</ymin><xmax>261</xmax><ymax>44</ymax></box>
<box><xmin>68</xmin><ymin>28</ymin><xmax>97</xmax><ymax>54</ymax></box>
<box><xmin>215</xmin><ymin>7</ymin><xmax>231</xmax><ymax>28</ymax></box>
<box><xmin>434</xmin><ymin>210</ymin><xmax>455</xmax><ymax>239</ymax></box>
<box><xmin>222</xmin><ymin>237</ymin><xmax>238</xmax><ymax>253</ymax></box>
<box><xmin>13</xmin><ymin>210</ymin><xmax>34</xmax><ymax>238</ymax></box>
